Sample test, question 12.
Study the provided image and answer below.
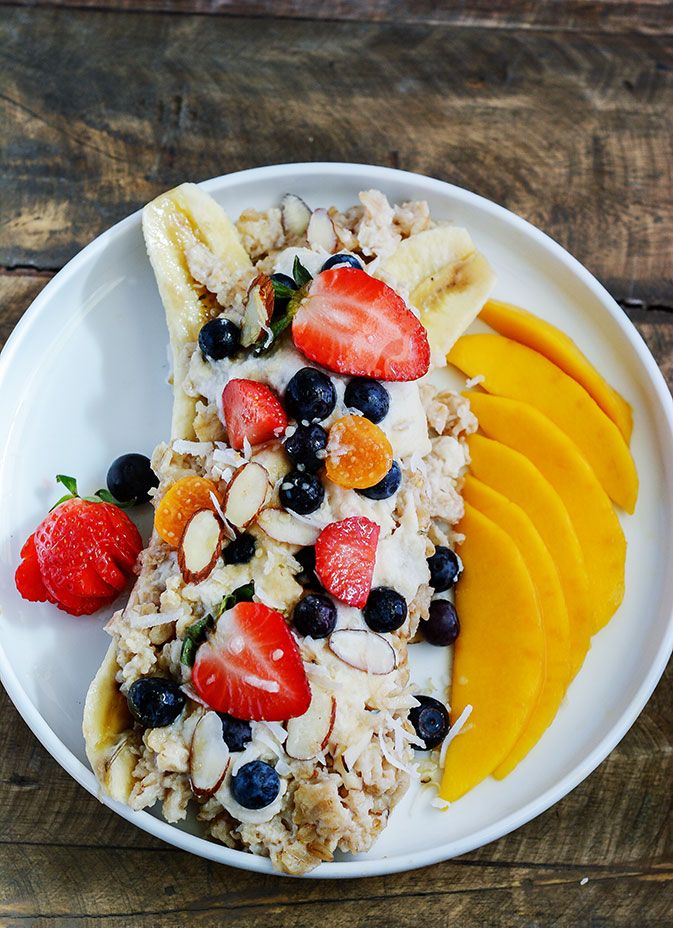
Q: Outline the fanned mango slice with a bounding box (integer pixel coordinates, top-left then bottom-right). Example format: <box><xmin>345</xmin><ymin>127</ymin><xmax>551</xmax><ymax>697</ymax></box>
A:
<box><xmin>463</xmin><ymin>477</ymin><xmax>570</xmax><ymax>778</ymax></box>
<box><xmin>467</xmin><ymin>434</ymin><xmax>592</xmax><ymax>676</ymax></box>
<box><xmin>440</xmin><ymin>504</ymin><xmax>544</xmax><ymax>802</ymax></box>
<box><xmin>468</xmin><ymin>393</ymin><xmax>626</xmax><ymax>631</ymax></box>
<box><xmin>448</xmin><ymin>335</ymin><xmax>638</xmax><ymax>513</ymax></box>
<box><xmin>480</xmin><ymin>299</ymin><xmax>633</xmax><ymax>441</ymax></box>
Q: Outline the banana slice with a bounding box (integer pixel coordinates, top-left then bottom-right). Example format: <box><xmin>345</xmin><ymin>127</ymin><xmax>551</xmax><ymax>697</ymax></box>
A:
<box><xmin>83</xmin><ymin>640</ymin><xmax>139</xmax><ymax>802</ymax></box>
<box><xmin>143</xmin><ymin>183</ymin><xmax>253</xmax><ymax>441</ymax></box>
<box><xmin>375</xmin><ymin>226</ymin><xmax>496</xmax><ymax>362</ymax></box>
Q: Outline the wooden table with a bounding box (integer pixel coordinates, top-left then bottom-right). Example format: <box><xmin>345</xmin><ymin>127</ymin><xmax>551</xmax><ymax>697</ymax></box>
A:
<box><xmin>1</xmin><ymin>2</ymin><xmax>672</xmax><ymax>925</ymax></box>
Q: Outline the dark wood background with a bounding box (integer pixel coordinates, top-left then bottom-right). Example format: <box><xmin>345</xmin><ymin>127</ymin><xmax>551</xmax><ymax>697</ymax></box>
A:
<box><xmin>1</xmin><ymin>1</ymin><xmax>672</xmax><ymax>925</ymax></box>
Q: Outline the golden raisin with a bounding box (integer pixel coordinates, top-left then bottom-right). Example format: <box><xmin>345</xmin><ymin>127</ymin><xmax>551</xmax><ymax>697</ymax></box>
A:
<box><xmin>326</xmin><ymin>415</ymin><xmax>393</xmax><ymax>490</ymax></box>
<box><xmin>154</xmin><ymin>476</ymin><xmax>222</xmax><ymax>546</ymax></box>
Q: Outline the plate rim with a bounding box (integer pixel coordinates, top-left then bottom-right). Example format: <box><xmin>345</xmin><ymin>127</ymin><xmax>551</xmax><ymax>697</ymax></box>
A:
<box><xmin>1</xmin><ymin>161</ymin><xmax>673</xmax><ymax>879</ymax></box>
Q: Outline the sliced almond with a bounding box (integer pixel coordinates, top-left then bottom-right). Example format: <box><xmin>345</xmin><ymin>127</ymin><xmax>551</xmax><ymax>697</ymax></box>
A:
<box><xmin>329</xmin><ymin>629</ymin><xmax>397</xmax><ymax>675</ymax></box>
<box><xmin>281</xmin><ymin>193</ymin><xmax>312</xmax><ymax>237</ymax></box>
<box><xmin>190</xmin><ymin>710</ymin><xmax>231</xmax><ymax>798</ymax></box>
<box><xmin>285</xmin><ymin>689</ymin><xmax>336</xmax><ymax>760</ymax></box>
<box><xmin>257</xmin><ymin>507</ymin><xmax>320</xmax><ymax>546</ymax></box>
<box><xmin>224</xmin><ymin>462</ymin><xmax>270</xmax><ymax>528</ymax></box>
<box><xmin>241</xmin><ymin>274</ymin><xmax>274</xmax><ymax>348</ymax></box>
<box><xmin>178</xmin><ymin>509</ymin><xmax>224</xmax><ymax>583</ymax></box>
<box><xmin>252</xmin><ymin>445</ymin><xmax>291</xmax><ymax>486</ymax></box>
<box><xmin>307</xmin><ymin>208</ymin><xmax>337</xmax><ymax>253</ymax></box>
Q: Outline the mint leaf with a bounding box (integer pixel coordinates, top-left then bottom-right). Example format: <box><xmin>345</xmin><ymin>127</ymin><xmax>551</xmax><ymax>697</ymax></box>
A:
<box><xmin>292</xmin><ymin>257</ymin><xmax>312</xmax><ymax>288</ymax></box>
<box><xmin>56</xmin><ymin>474</ymin><xmax>78</xmax><ymax>497</ymax></box>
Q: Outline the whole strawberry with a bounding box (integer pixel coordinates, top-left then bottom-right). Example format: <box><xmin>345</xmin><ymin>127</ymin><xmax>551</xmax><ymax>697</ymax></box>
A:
<box><xmin>15</xmin><ymin>476</ymin><xmax>143</xmax><ymax>616</ymax></box>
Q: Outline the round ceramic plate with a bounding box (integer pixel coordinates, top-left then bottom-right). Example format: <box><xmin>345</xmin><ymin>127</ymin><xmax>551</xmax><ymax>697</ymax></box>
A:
<box><xmin>1</xmin><ymin>163</ymin><xmax>672</xmax><ymax>879</ymax></box>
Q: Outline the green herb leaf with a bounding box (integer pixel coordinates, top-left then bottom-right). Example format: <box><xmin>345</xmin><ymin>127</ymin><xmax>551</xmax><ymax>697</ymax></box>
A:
<box><xmin>180</xmin><ymin>613</ymin><xmax>215</xmax><ymax>667</ymax></box>
<box><xmin>271</xmin><ymin>279</ymin><xmax>296</xmax><ymax>301</ymax></box>
<box><xmin>56</xmin><ymin>474</ymin><xmax>78</xmax><ymax>497</ymax></box>
<box><xmin>220</xmin><ymin>582</ymin><xmax>255</xmax><ymax>614</ymax></box>
<box><xmin>292</xmin><ymin>257</ymin><xmax>312</xmax><ymax>288</ymax></box>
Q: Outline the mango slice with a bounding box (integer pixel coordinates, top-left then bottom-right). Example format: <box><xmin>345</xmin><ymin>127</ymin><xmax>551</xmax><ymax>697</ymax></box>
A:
<box><xmin>467</xmin><ymin>434</ymin><xmax>592</xmax><ymax>676</ymax></box>
<box><xmin>440</xmin><ymin>504</ymin><xmax>545</xmax><ymax>802</ymax></box>
<box><xmin>448</xmin><ymin>335</ymin><xmax>638</xmax><ymax>512</ymax></box>
<box><xmin>480</xmin><ymin>299</ymin><xmax>633</xmax><ymax>441</ymax></box>
<box><xmin>462</xmin><ymin>476</ymin><xmax>571</xmax><ymax>778</ymax></box>
<box><xmin>468</xmin><ymin>393</ymin><xmax>626</xmax><ymax>630</ymax></box>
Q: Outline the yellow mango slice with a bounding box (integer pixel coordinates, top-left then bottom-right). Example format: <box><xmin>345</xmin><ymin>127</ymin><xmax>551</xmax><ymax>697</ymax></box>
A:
<box><xmin>468</xmin><ymin>393</ymin><xmax>626</xmax><ymax>630</ymax></box>
<box><xmin>448</xmin><ymin>335</ymin><xmax>638</xmax><ymax>512</ymax></box>
<box><xmin>462</xmin><ymin>476</ymin><xmax>570</xmax><ymax>778</ymax></box>
<box><xmin>440</xmin><ymin>504</ymin><xmax>544</xmax><ymax>802</ymax></box>
<box><xmin>480</xmin><ymin>299</ymin><xmax>633</xmax><ymax>441</ymax></box>
<box><xmin>467</xmin><ymin>434</ymin><xmax>592</xmax><ymax>676</ymax></box>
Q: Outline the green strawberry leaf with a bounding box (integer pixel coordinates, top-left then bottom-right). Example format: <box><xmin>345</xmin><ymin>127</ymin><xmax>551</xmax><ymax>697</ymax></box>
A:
<box><xmin>93</xmin><ymin>488</ymin><xmax>135</xmax><ymax>509</ymax></box>
<box><xmin>219</xmin><ymin>582</ymin><xmax>255</xmax><ymax>614</ymax></box>
<box><xmin>180</xmin><ymin>613</ymin><xmax>215</xmax><ymax>667</ymax></box>
<box><xmin>55</xmin><ymin>474</ymin><xmax>78</xmax><ymax>497</ymax></box>
<box><xmin>271</xmin><ymin>279</ymin><xmax>296</xmax><ymax>301</ymax></box>
<box><xmin>292</xmin><ymin>257</ymin><xmax>312</xmax><ymax>288</ymax></box>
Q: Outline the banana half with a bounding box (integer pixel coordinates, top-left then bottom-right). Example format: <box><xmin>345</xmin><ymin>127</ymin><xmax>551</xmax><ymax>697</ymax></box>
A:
<box><xmin>83</xmin><ymin>640</ymin><xmax>140</xmax><ymax>803</ymax></box>
<box><xmin>142</xmin><ymin>183</ymin><xmax>253</xmax><ymax>441</ymax></box>
<box><xmin>375</xmin><ymin>226</ymin><xmax>496</xmax><ymax>363</ymax></box>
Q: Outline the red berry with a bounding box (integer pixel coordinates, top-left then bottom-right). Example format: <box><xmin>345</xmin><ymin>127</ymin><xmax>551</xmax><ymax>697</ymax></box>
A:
<box><xmin>222</xmin><ymin>379</ymin><xmax>288</xmax><ymax>451</ymax></box>
<box><xmin>24</xmin><ymin>498</ymin><xmax>143</xmax><ymax>616</ymax></box>
<box><xmin>192</xmin><ymin>601</ymin><xmax>311</xmax><ymax>721</ymax></box>
<box><xmin>314</xmin><ymin>516</ymin><xmax>380</xmax><ymax>608</ymax></box>
<box><xmin>292</xmin><ymin>268</ymin><xmax>430</xmax><ymax>381</ymax></box>
<box><xmin>15</xmin><ymin>534</ymin><xmax>52</xmax><ymax>604</ymax></box>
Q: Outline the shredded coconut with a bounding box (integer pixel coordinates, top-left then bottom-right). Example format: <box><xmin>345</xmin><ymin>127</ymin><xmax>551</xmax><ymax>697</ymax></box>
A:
<box><xmin>439</xmin><ymin>704</ymin><xmax>474</xmax><ymax>768</ymax></box>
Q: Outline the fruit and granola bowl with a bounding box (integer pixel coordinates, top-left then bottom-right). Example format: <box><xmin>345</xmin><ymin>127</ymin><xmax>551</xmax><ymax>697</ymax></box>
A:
<box><xmin>2</xmin><ymin>164</ymin><xmax>671</xmax><ymax>878</ymax></box>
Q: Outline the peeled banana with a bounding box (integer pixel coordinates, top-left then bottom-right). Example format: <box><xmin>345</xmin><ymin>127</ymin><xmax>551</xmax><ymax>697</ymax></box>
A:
<box><xmin>143</xmin><ymin>183</ymin><xmax>253</xmax><ymax>441</ymax></box>
<box><xmin>83</xmin><ymin>640</ymin><xmax>139</xmax><ymax>802</ymax></box>
<box><xmin>375</xmin><ymin>226</ymin><xmax>496</xmax><ymax>362</ymax></box>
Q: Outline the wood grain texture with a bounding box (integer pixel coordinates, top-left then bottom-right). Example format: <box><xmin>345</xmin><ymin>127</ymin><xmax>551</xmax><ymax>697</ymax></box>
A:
<box><xmin>3</xmin><ymin>0</ymin><xmax>673</xmax><ymax>34</ymax></box>
<box><xmin>1</xmin><ymin>6</ymin><xmax>672</xmax><ymax>312</ymax></box>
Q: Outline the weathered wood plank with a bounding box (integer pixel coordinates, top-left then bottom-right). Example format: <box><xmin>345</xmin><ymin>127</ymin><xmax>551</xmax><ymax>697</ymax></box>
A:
<box><xmin>3</xmin><ymin>0</ymin><xmax>673</xmax><ymax>34</ymax></box>
<box><xmin>1</xmin><ymin>7</ymin><xmax>672</xmax><ymax>312</ymax></box>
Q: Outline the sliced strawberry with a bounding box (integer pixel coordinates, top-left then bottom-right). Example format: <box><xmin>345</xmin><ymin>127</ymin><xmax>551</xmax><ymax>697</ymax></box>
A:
<box><xmin>222</xmin><ymin>379</ymin><xmax>289</xmax><ymax>451</ymax></box>
<box><xmin>15</xmin><ymin>534</ymin><xmax>52</xmax><ymax>603</ymax></box>
<box><xmin>314</xmin><ymin>516</ymin><xmax>380</xmax><ymax>608</ymax></box>
<box><xmin>192</xmin><ymin>601</ymin><xmax>311</xmax><ymax>721</ymax></box>
<box><xmin>292</xmin><ymin>267</ymin><xmax>430</xmax><ymax>381</ymax></box>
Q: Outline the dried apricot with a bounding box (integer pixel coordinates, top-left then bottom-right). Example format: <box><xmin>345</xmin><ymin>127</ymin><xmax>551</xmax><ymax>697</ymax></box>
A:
<box><xmin>326</xmin><ymin>415</ymin><xmax>393</xmax><ymax>490</ymax></box>
<box><xmin>155</xmin><ymin>476</ymin><xmax>222</xmax><ymax>546</ymax></box>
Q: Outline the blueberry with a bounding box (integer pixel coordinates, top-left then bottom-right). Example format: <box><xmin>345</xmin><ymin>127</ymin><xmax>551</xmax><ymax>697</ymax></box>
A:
<box><xmin>427</xmin><ymin>547</ymin><xmax>463</xmax><ymax>593</ymax></box>
<box><xmin>231</xmin><ymin>760</ymin><xmax>280</xmax><ymax>810</ymax></box>
<box><xmin>363</xmin><ymin>587</ymin><xmax>407</xmax><ymax>633</ymax></box>
<box><xmin>218</xmin><ymin>713</ymin><xmax>253</xmax><ymax>752</ymax></box>
<box><xmin>223</xmin><ymin>532</ymin><xmax>256</xmax><ymax>565</ymax></box>
<box><xmin>279</xmin><ymin>469</ymin><xmax>325</xmax><ymax>514</ymax></box>
<box><xmin>409</xmin><ymin>695</ymin><xmax>450</xmax><ymax>750</ymax></box>
<box><xmin>344</xmin><ymin>378</ymin><xmax>390</xmax><ymax>423</ymax></box>
<box><xmin>357</xmin><ymin>461</ymin><xmax>402</xmax><ymax>500</ymax></box>
<box><xmin>292</xmin><ymin>593</ymin><xmax>337</xmax><ymax>638</ymax></box>
<box><xmin>284</xmin><ymin>368</ymin><xmax>336</xmax><ymax>423</ymax></box>
<box><xmin>320</xmin><ymin>253</ymin><xmax>364</xmax><ymax>272</ymax></box>
<box><xmin>106</xmin><ymin>453</ymin><xmax>158</xmax><ymax>504</ymax></box>
<box><xmin>423</xmin><ymin>600</ymin><xmax>460</xmax><ymax>646</ymax></box>
<box><xmin>198</xmin><ymin>317</ymin><xmax>240</xmax><ymax>361</ymax></box>
<box><xmin>127</xmin><ymin>677</ymin><xmax>185</xmax><ymax>728</ymax></box>
<box><xmin>284</xmin><ymin>423</ymin><xmax>327</xmax><ymax>473</ymax></box>
<box><xmin>294</xmin><ymin>546</ymin><xmax>323</xmax><ymax>590</ymax></box>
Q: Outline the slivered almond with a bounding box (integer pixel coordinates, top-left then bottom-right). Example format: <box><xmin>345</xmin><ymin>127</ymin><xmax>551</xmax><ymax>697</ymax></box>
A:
<box><xmin>178</xmin><ymin>509</ymin><xmax>224</xmax><ymax>584</ymax></box>
<box><xmin>328</xmin><ymin>629</ymin><xmax>396</xmax><ymax>675</ymax></box>
<box><xmin>241</xmin><ymin>274</ymin><xmax>274</xmax><ymax>348</ymax></box>
<box><xmin>285</xmin><ymin>689</ymin><xmax>336</xmax><ymax>760</ymax></box>
<box><xmin>256</xmin><ymin>507</ymin><xmax>320</xmax><ymax>546</ymax></box>
<box><xmin>307</xmin><ymin>208</ymin><xmax>337</xmax><ymax>253</ymax></box>
<box><xmin>189</xmin><ymin>711</ymin><xmax>230</xmax><ymax>798</ymax></box>
<box><xmin>223</xmin><ymin>462</ymin><xmax>270</xmax><ymax>528</ymax></box>
<box><xmin>281</xmin><ymin>193</ymin><xmax>312</xmax><ymax>237</ymax></box>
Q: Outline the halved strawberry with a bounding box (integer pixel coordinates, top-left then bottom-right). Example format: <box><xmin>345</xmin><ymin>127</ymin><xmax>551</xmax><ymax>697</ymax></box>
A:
<box><xmin>292</xmin><ymin>267</ymin><xmax>430</xmax><ymax>381</ymax></box>
<box><xmin>222</xmin><ymin>379</ymin><xmax>289</xmax><ymax>451</ymax></box>
<box><xmin>314</xmin><ymin>516</ymin><xmax>380</xmax><ymax>608</ymax></box>
<box><xmin>192</xmin><ymin>601</ymin><xmax>311</xmax><ymax>721</ymax></box>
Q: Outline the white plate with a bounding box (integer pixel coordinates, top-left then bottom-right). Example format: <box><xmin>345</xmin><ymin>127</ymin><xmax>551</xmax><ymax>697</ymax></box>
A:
<box><xmin>1</xmin><ymin>163</ymin><xmax>672</xmax><ymax>879</ymax></box>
